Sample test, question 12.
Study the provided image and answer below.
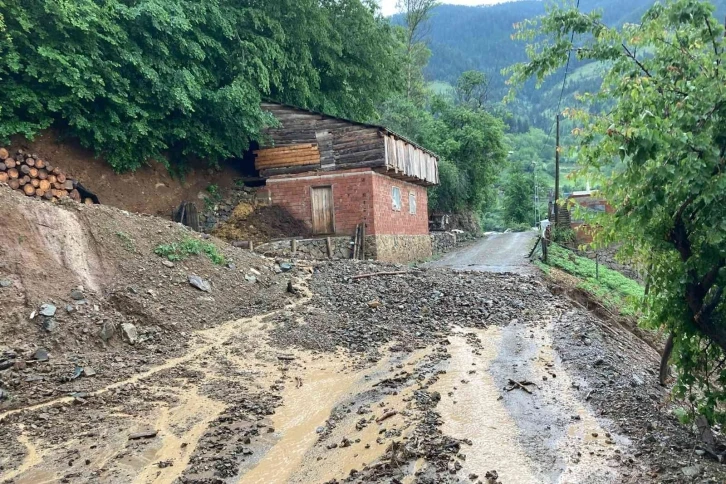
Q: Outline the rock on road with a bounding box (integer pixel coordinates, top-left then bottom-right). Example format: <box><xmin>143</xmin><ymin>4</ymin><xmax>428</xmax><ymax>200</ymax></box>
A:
<box><xmin>428</xmin><ymin>231</ymin><xmax>537</xmax><ymax>273</ymax></box>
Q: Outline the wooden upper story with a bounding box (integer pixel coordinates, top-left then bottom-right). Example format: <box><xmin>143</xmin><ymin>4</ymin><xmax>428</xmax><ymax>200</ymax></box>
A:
<box><xmin>254</xmin><ymin>102</ymin><xmax>439</xmax><ymax>186</ymax></box>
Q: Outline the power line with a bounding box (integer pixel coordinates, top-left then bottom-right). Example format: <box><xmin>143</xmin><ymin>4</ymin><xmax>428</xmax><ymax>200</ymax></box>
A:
<box><xmin>548</xmin><ymin>0</ymin><xmax>581</xmax><ymax>137</ymax></box>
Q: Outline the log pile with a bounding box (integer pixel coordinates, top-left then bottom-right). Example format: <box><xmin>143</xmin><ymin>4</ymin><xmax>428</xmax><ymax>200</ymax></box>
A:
<box><xmin>0</xmin><ymin>148</ymin><xmax>90</xmax><ymax>203</ymax></box>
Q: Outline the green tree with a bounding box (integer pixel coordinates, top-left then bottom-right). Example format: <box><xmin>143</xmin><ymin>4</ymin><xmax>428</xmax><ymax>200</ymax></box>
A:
<box><xmin>510</xmin><ymin>0</ymin><xmax>726</xmax><ymax>421</ymax></box>
<box><xmin>396</xmin><ymin>0</ymin><xmax>438</xmax><ymax>103</ymax></box>
<box><xmin>0</xmin><ymin>0</ymin><xmax>402</xmax><ymax>171</ymax></box>
<box><xmin>503</xmin><ymin>165</ymin><xmax>535</xmax><ymax>226</ymax></box>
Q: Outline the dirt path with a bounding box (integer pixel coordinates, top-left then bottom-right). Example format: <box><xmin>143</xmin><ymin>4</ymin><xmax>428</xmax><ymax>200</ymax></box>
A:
<box><xmin>427</xmin><ymin>231</ymin><xmax>537</xmax><ymax>273</ymax></box>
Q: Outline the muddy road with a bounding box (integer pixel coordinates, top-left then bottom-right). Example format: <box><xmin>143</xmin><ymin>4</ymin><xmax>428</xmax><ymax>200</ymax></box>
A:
<box><xmin>427</xmin><ymin>231</ymin><xmax>537</xmax><ymax>273</ymax></box>
<box><xmin>2</xmin><ymin>255</ymin><xmax>724</xmax><ymax>482</ymax></box>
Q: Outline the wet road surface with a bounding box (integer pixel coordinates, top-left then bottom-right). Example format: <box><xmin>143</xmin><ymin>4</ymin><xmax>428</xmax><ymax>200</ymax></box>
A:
<box><xmin>427</xmin><ymin>231</ymin><xmax>537</xmax><ymax>273</ymax></box>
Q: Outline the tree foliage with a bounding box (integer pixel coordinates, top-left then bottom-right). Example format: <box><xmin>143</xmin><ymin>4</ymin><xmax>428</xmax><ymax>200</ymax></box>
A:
<box><xmin>380</xmin><ymin>72</ymin><xmax>507</xmax><ymax>214</ymax></box>
<box><xmin>503</xmin><ymin>164</ymin><xmax>535</xmax><ymax>226</ymax></box>
<box><xmin>510</xmin><ymin>0</ymin><xmax>726</xmax><ymax>421</ymax></box>
<box><xmin>0</xmin><ymin>0</ymin><xmax>401</xmax><ymax>171</ymax></box>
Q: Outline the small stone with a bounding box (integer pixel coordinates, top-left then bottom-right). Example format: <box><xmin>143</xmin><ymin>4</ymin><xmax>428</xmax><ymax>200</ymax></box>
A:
<box><xmin>121</xmin><ymin>323</ymin><xmax>138</xmax><ymax>345</ymax></box>
<box><xmin>368</xmin><ymin>300</ymin><xmax>381</xmax><ymax>309</ymax></box>
<box><xmin>32</xmin><ymin>348</ymin><xmax>49</xmax><ymax>362</ymax></box>
<box><xmin>188</xmin><ymin>275</ymin><xmax>211</xmax><ymax>292</ymax></box>
<box><xmin>83</xmin><ymin>367</ymin><xmax>97</xmax><ymax>377</ymax></box>
<box><xmin>631</xmin><ymin>374</ymin><xmax>644</xmax><ymax>386</ymax></box>
<box><xmin>279</xmin><ymin>262</ymin><xmax>293</xmax><ymax>273</ymax></box>
<box><xmin>100</xmin><ymin>321</ymin><xmax>116</xmax><ymax>341</ymax></box>
<box><xmin>244</xmin><ymin>274</ymin><xmax>257</xmax><ymax>283</ymax></box>
<box><xmin>70</xmin><ymin>289</ymin><xmax>85</xmax><ymax>301</ymax></box>
<box><xmin>681</xmin><ymin>465</ymin><xmax>702</xmax><ymax>478</ymax></box>
<box><xmin>162</xmin><ymin>260</ymin><xmax>175</xmax><ymax>268</ymax></box>
<box><xmin>39</xmin><ymin>304</ymin><xmax>57</xmax><ymax>317</ymax></box>
<box><xmin>0</xmin><ymin>279</ymin><xmax>12</xmax><ymax>288</ymax></box>
<box><xmin>129</xmin><ymin>430</ymin><xmax>158</xmax><ymax>440</ymax></box>
<box><xmin>42</xmin><ymin>318</ymin><xmax>58</xmax><ymax>332</ymax></box>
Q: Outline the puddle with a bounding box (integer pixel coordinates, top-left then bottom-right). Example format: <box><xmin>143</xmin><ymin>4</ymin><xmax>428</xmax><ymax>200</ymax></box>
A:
<box><xmin>433</xmin><ymin>327</ymin><xmax>537</xmax><ymax>483</ymax></box>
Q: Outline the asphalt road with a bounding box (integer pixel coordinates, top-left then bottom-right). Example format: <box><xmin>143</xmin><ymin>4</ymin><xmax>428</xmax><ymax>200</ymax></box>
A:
<box><xmin>427</xmin><ymin>231</ymin><xmax>537</xmax><ymax>273</ymax></box>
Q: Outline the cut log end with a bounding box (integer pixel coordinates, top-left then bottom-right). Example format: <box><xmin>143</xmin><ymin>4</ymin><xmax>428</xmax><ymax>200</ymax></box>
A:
<box><xmin>0</xmin><ymin>148</ymin><xmax>8</xmax><ymax>160</ymax></box>
<box><xmin>23</xmin><ymin>184</ymin><xmax>35</xmax><ymax>196</ymax></box>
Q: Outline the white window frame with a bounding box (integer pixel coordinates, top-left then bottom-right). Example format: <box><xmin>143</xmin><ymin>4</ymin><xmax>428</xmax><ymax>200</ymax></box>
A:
<box><xmin>409</xmin><ymin>191</ymin><xmax>417</xmax><ymax>215</ymax></box>
<box><xmin>391</xmin><ymin>186</ymin><xmax>402</xmax><ymax>211</ymax></box>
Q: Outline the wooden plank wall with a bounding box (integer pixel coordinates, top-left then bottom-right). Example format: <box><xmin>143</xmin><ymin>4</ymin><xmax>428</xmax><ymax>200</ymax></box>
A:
<box><xmin>259</xmin><ymin>103</ymin><xmax>438</xmax><ymax>186</ymax></box>
<box><xmin>261</xmin><ymin>103</ymin><xmax>384</xmax><ymax>174</ymax></box>
<box><xmin>384</xmin><ymin>135</ymin><xmax>439</xmax><ymax>185</ymax></box>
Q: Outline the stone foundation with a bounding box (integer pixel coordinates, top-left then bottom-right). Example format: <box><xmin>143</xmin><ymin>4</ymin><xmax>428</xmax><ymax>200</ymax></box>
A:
<box><xmin>255</xmin><ymin>237</ymin><xmax>352</xmax><ymax>260</ymax></box>
<box><xmin>365</xmin><ymin>234</ymin><xmax>432</xmax><ymax>263</ymax></box>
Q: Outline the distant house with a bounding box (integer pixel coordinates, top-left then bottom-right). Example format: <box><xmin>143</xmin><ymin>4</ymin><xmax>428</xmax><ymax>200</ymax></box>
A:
<box><xmin>255</xmin><ymin>102</ymin><xmax>439</xmax><ymax>262</ymax></box>
<box><xmin>567</xmin><ymin>190</ymin><xmax>613</xmax><ymax>244</ymax></box>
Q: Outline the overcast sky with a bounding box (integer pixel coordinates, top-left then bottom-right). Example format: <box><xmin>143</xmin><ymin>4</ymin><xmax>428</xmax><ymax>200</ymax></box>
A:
<box><xmin>378</xmin><ymin>0</ymin><xmax>512</xmax><ymax>16</ymax></box>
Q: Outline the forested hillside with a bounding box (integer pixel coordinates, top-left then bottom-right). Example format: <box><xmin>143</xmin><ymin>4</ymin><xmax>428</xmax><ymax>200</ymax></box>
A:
<box><xmin>411</xmin><ymin>0</ymin><xmax>726</xmax><ymax>129</ymax></box>
<box><xmin>0</xmin><ymin>1</ymin><xmax>402</xmax><ymax>172</ymax></box>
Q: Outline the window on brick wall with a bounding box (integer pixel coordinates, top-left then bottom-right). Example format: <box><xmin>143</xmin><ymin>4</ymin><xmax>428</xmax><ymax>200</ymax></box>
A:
<box><xmin>391</xmin><ymin>186</ymin><xmax>402</xmax><ymax>211</ymax></box>
<box><xmin>409</xmin><ymin>192</ymin><xmax>417</xmax><ymax>214</ymax></box>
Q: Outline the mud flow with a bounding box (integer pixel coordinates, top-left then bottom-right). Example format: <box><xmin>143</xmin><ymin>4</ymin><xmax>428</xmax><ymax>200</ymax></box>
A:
<box><xmin>1</xmin><ymin>281</ymin><xmax>627</xmax><ymax>484</ymax></box>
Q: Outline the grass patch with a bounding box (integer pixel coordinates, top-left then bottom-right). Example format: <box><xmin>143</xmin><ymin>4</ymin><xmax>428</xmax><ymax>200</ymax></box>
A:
<box><xmin>154</xmin><ymin>237</ymin><xmax>226</xmax><ymax>265</ymax></box>
<box><xmin>545</xmin><ymin>243</ymin><xmax>644</xmax><ymax>316</ymax></box>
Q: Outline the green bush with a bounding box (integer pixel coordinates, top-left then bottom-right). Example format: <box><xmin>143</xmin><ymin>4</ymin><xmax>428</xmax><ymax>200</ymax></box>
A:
<box><xmin>154</xmin><ymin>238</ymin><xmax>226</xmax><ymax>265</ymax></box>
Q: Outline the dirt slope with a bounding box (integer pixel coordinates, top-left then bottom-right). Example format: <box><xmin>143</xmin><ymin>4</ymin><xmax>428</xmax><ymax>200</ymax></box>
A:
<box><xmin>9</xmin><ymin>130</ymin><xmax>245</xmax><ymax>216</ymax></box>
<box><xmin>0</xmin><ymin>185</ymin><xmax>292</xmax><ymax>412</ymax></box>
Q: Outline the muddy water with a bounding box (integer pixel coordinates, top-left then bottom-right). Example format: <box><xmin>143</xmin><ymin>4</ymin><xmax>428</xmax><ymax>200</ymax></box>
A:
<box><xmin>238</xmin><ymin>355</ymin><xmax>363</xmax><ymax>484</ymax></box>
<box><xmin>239</xmin><ymin>348</ymin><xmax>432</xmax><ymax>484</ymax></box>
<box><xmin>433</xmin><ymin>328</ymin><xmax>537</xmax><ymax>482</ymax></box>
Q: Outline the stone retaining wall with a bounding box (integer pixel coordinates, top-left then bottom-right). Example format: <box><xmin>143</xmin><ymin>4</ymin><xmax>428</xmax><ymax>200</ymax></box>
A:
<box><xmin>255</xmin><ymin>237</ymin><xmax>352</xmax><ymax>260</ymax></box>
<box><xmin>365</xmin><ymin>235</ymin><xmax>432</xmax><ymax>263</ymax></box>
<box><xmin>430</xmin><ymin>231</ymin><xmax>479</xmax><ymax>255</ymax></box>
<box><xmin>431</xmin><ymin>232</ymin><xmax>457</xmax><ymax>253</ymax></box>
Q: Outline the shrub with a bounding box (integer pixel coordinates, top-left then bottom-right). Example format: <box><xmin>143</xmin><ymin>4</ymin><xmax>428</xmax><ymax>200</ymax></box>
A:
<box><xmin>154</xmin><ymin>238</ymin><xmax>226</xmax><ymax>266</ymax></box>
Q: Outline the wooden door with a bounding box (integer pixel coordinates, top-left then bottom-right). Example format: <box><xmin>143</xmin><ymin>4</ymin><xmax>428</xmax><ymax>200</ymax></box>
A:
<box><xmin>311</xmin><ymin>186</ymin><xmax>335</xmax><ymax>234</ymax></box>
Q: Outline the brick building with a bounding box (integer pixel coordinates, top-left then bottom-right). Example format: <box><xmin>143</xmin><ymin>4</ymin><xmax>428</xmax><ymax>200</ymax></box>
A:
<box><xmin>255</xmin><ymin>103</ymin><xmax>439</xmax><ymax>262</ymax></box>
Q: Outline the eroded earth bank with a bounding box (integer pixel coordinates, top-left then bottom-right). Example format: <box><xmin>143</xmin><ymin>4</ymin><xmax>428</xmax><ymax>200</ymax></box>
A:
<box><xmin>1</xmin><ymin>188</ymin><xmax>724</xmax><ymax>484</ymax></box>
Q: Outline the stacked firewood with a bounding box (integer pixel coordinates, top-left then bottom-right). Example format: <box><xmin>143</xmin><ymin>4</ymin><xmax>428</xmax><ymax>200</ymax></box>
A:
<box><xmin>0</xmin><ymin>147</ymin><xmax>86</xmax><ymax>202</ymax></box>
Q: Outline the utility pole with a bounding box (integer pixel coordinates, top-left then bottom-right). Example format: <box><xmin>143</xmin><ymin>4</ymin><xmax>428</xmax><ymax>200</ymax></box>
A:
<box><xmin>554</xmin><ymin>114</ymin><xmax>560</xmax><ymax>227</ymax></box>
<box><xmin>532</xmin><ymin>161</ymin><xmax>539</xmax><ymax>227</ymax></box>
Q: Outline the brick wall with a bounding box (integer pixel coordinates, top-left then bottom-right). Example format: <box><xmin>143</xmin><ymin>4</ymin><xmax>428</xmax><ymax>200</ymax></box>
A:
<box><xmin>266</xmin><ymin>169</ymin><xmax>373</xmax><ymax>236</ymax></box>
<box><xmin>266</xmin><ymin>169</ymin><xmax>430</xmax><ymax>240</ymax></box>
<box><xmin>369</xmin><ymin>172</ymin><xmax>429</xmax><ymax>236</ymax></box>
